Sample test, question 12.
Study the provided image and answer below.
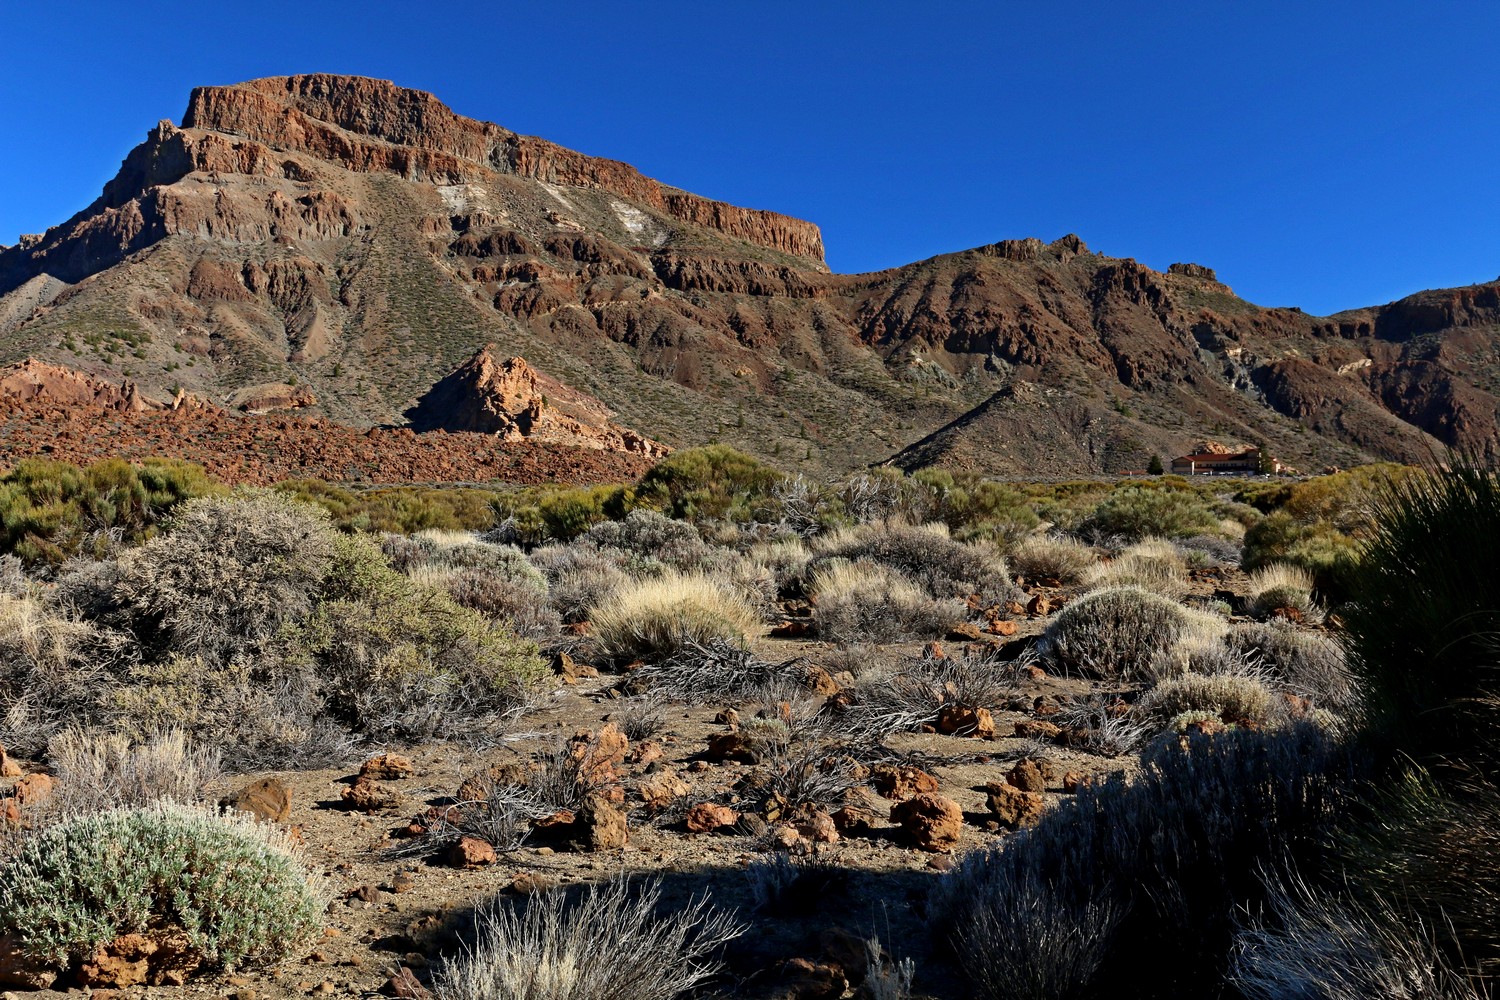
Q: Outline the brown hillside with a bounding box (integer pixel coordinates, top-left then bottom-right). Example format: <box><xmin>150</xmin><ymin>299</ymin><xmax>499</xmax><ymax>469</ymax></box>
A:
<box><xmin>1</xmin><ymin>74</ymin><xmax>1497</xmax><ymax>477</ymax></box>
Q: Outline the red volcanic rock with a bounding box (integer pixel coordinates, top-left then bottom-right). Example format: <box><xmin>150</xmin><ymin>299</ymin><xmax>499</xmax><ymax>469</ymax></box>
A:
<box><xmin>406</xmin><ymin>347</ymin><xmax>666</xmax><ymax>458</ymax></box>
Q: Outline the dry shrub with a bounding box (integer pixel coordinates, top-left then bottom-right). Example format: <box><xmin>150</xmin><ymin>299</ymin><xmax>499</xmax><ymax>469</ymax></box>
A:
<box><xmin>528</xmin><ymin>542</ymin><xmax>632</xmax><ymax>624</ymax></box>
<box><xmin>1009</xmin><ymin>534</ymin><xmax>1098</xmax><ymax>584</ymax></box>
<box><xmin>0</xmin><ymin>593</ymin><xmax>133</xmax><ymax>756</ymax></box>
<box><xmin>1227</xmin><ymin>621</ymin><xmax>1358</xmax><ymax>711</ymax></box>
<box><xmin>1082</xmin><ymin>538</ymin><xmax>1189</xmax><ymax>599</ymax></box>
<box><xmin>442</xmin><ymin>569</ymin><xmax>561</xmax><ymax>642</ymax></box>
<box><xmin>109</xmin><ymin>491</ymin><xmax>339</xmax><ymax>664</ymax></box>
<box><xmin>590</xmin><ymin>573</ymin><xmax>760</xmax><ymax>661</ymax></box>
<box><xmin>1039</xmin><ymin>586</ymin><xmax>1226</xmax><ymax>681</ymax></box>
<box><xmin>944</xmin><ymin>726</ymin><xmax>1353</xmax><ymax>999</ymax></box>
<box><xmin>45</xmin><ymin>727</ymin><xmax>222</xmax><ymax>816</ymax></box>
<box><xmin>751</xmin><ymin>537</ymin><xmax>813</xmax><ymax>595</ymax></box>
<box><xmin>434</xmin><ymin>877</ymin><xmax>743</xmax><ymax>1000</ymax></box>
<box><xmin>630</xmin><ymin>638</ymin><xmax>810</xmax><ymax>704</ymax></box>
<box><xmin>1138</xmin><ymin>672</ymin><xmax>1283</xmax><ymax>730</ymax></box>
<box><xmin>811</xmin><ymin>559</ymin><xmax>964</xmax><ymax>645</ymax></box>
<box><xmin>1246</xmin><ymin>563</ymin><xmax>1323</xmax><ymax>623</ymax></box>
<box><xmin>810</xmin><ymin>520</ymin><xmax>1019</xmax><ymax>605</ymax></box>
<box><xmin>1232</xmin><ymin>869</ymin><xmax>1486</xmax><ymax>1000</ymax></box>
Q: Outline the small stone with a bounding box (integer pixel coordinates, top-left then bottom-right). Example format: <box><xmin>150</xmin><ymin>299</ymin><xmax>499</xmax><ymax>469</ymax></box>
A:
<box><xmin>638</xmin><ymin>771</ymin><xmax>689</xmax><ymax>811</ymax></box>
<box><xmin>684</xmin><ymin>802</ymin><xmax>740</xmax><ymax>833</ymax></box>
<box><xmin>1006</xmin><ymin>758</ymin><xmax>1054</xmax><ymax>793</ymax></box>
<box><xmin>986</xmin><ymin>781</ymin><xmax>1046</xmax><ymax>829</ymax></box>
<box><xmin>870</xmin><ymin>764</ymin><xmax>939</xmax><ymax>801</ymax></box>
<box><xmin>390</xmin><ymin>872</ymin><xmax>416</xmax><ymax>894</ymax></box>
<box><xmin>341</xmin><ymin>775</ymin><xmax>399</xmax><ymax>812</ymax></box>
<box><xmin>830</xmin><ymin>805</ymin><xmax>876</xmax><ymax>834</ymax></box>
<box><xmin>0</xmin><ymin>745</ymin><xmax>20</xmax><ymax>779</ymax></box>
<box><xmin>510</xmin><ymin>872</ymin><xmax>556</xmax><ymax>895</ymax></box>
<box><xmin>446</xmin><ymin>836</ymin><xmax>497</xmax><ymax>868</ymax></box>
<box><xmin>935</xmin><ymin>704</ymin><xmax>996</xmax><ymax>740</ymax></box>
<box><xmin>359</xmin><ymin>753</ymin><xmax>415</xmax><ymax>780</ymax></box>
<box><xmin>1013</xmin><ymin>719</ymin><xmax>1063</xmax><ymax>741</ymax></box>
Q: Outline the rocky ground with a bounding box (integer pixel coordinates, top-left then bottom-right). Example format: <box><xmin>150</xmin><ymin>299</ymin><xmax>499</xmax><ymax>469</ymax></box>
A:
<box><xmin>0</xmin><ymin>562</ymin><xmax>1265</xmax><ymax>1000</ymax></box>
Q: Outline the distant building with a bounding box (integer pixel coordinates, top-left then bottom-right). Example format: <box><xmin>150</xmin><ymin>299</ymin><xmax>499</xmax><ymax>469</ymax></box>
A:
<box><xmin>1171</xmin><ymin>447</ymin><xmax>1271</xmax><ymax>475</ymax></box>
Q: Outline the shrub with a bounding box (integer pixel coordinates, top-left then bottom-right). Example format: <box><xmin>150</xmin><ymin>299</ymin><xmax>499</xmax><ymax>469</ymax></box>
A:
<box><xmin>583</xmin><ymin>509</ymin><xmax>718</xmax><ymax>573</ymax></box>
<box><xmin>810</xmin><ymin>520</ymin><xmax>1018</xmax><ymax>605</ymax></box>
<box><xmin>1225</xmin><ymin>621</ymin><xmax>1357</xmax><ymax>711</ymax></box>
<box><xmin>1246</xmin><ymin>563</ymin><xmax>1322</xmax><ymax>622</ymax></box>
<box><xmin>1334</xmin><ymin>773</ymin><xmax>1500</xmax><ymax>978</ymax></box>
<box><xmin>1081</xmin><ymin>538</ymin><xmax>1189</xmax><ymax>599</ymax></box>
<box><xmin>0</xmin><ymin>593</ymin><xmax>133</xmax><ymax>756</ymax></box>
<box><xmin>1138</xmin><ymin>672</ymin><xmax>1281</xmax><ymax>730</ymax></box>
<box><xmin>750</xmin><ymin>537</ymin><xmax>812</xmax><ymax>595</ymax></box>
<box><xmin>1340</xmin><ymin>465</ymin><xmax>1500</xmax><ymax>773</ymax></box>
<box><xmin>528</xmin><ymin>542</ymin><xmax>633</xmax><ymax>624</ymax></box>
<box><xmin>0</xmin><ymin>458</ymin><xmax>219</xmax><ymax>569</ymax></box>
<box><xmin>1008</xmin><ymin>534</ymin><xmax>1097</xmax><ymax>584</ymax></box>
<box><xmin>1038</xmin><ymin>586</ymin><xmax>1225</xmax><ymax>681</ymax></box>
<box><xmin>443</xmin><ymin>569</ymin><xmax>561</xmax><ymax>642</ymax></box>
<box><xmin>839</xmin><ymin>649</ymin><xmax>1016</xmax><ymax>738</ymax></box>
<box><xmin>1082</xmin><ymin>485</ymin><xmax>1220</xmax><ymax>540</ymax></box>
<box><xmin>434</xmin><ymin>878</ymin><xmax>743</xmax><ymax>1000</ymax></box>
<box><xmin>945</xmin><ymin>727</ymin><xmax>1353</xmax><ymax>999</ymax></box>
<box><xmin>633</xmin><ymin>445</ymin><xmax>784</xmax><ymax>522</ymax></box>
<box><xmin>0</xmin><ymin>804</ymin><xmax>321</xmax><ymax>972</ymax></box>
<box><xmin>45</xmin><ymin>728</ymin><xmax>222</xmax><ymax>816</ymax></box>
<box><xmin>299</xmin><ymin>579</ymin><xmax>545</xmax><ymax>741</ymax></box>
<box><xmin>110</xmin><ymin>491</ymin><xmax>339</xmax><ymax>663</ymax></box>
<box><xmin>1232</xmin><ymin>869</ymin><xmax>1486</xmax><ymax>1000</ymax></box>
<box><xmin>279</xmin><ymin>481</ymin><xmax>503</xmax><ymax>534</ymax></box>
<box><xmin>590</xmin><ymin>573</ymin><xmax>760</xmax><ymax>661</ymax></box>
<box><xmin>811</xmin><ymin>560</ymin><xmax>964</xmax><ymax>645</ymax></box>
<box><xmin>1241</xmin><ymin>512</ymin><xmax>1359</xmax><ymax>598</ymax></box>
<box><xmin>631</xmin><ymin>638</ymin><xmax>810</xmax><ymax>704</ymax></box>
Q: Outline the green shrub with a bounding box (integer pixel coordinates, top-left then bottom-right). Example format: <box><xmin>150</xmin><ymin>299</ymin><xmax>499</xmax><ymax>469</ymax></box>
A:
<box><xmin>1039</xmin><ymin>586</ymin><xmax>1225</xmax><ymax>681</ymax></box>
<box><xmin>279</xmin><ymin>480</ymin><xmax>503</xmax><ymax>534</ymax></box>
<box><xmin>1241</xmin><ymin>513</ymin><xmax>1359</xmax><ymax>598</ymax></box>
<box><xmin>298</xmin><ymin>546</ymin><xmax>545</xmax><ymax>739</ymax></box>
<box><xmin>1340</xmin><ymin>465</ymin><xmax>1500</xmax><ymax>773</ymax></box>
<box><xmin>633</xmin><ymin>445</ymin><xmax>784</xmax><ymax>522</ymax></box>
<box><xmin>0</xmin><ymin>804</ymin><xmax>321</xmax><ymax>972</ymax></box>
<box><xmin>1082</xmin><ymin>485</ymin><xmax>1220</xmax><ymax>540</ymax></box>
<box><xmin>0</xmin><ymin>458</ymin><xmax>219</xmax><ymax>568</ymax></box>
<box><xmin>945</xmin><ymin>727</ymin><xmax>1353</xmax><ymax>999</ymax></box>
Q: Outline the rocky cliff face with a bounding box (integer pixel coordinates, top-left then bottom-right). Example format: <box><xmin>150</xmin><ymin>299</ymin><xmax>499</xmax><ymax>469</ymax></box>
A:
<box><xmin>0</xmin><ymin>73</ymin><xmax>1497</xmax><ymax>479</ymax></box>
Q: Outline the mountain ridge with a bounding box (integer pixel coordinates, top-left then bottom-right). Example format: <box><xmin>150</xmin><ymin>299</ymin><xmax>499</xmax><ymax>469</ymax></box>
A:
<box><xmin>1</xmin><ymin>73</ymin><xmax>1497</xmax><ymax>480</ymax></box>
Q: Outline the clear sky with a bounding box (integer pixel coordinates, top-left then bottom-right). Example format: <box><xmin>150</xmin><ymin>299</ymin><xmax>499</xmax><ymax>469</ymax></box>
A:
<box><xmin>2</xmin><ymin>1</ymin><xmax>1497</xmax><ymax>315</ymax></box>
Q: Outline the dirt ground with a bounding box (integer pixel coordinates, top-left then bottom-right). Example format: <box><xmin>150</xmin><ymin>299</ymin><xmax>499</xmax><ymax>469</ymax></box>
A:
<box><xmin>2</xmin><ymin>567</ymin><xmax>1261</xmax><ymax>1000</ymax></box>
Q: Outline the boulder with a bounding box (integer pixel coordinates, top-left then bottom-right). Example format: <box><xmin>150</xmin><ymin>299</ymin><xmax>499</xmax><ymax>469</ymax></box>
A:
<box><xmin>986</xmin><ymin>781</ymin><xmax>1046</xmax><ymax>830</ymax></box>
<box><xmin>221</xmin><ymin>777</ymin><xmax>291</xmax><ymax>823</ymax></box>
<box><xmin>889</xmin><ymin>793</ymin><xmax>964</xmax><ymax>851</ymax></box>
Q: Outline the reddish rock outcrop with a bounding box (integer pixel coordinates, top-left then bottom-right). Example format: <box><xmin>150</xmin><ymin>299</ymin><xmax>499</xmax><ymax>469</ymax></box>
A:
<box><xmin>406</xmin><ymin>347</ymin><xmax>666</xmax><ymax>457</ymax></box>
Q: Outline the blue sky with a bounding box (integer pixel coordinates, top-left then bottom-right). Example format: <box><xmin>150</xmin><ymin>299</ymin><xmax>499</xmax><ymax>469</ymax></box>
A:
<box><xmin>2</xmin><ymin>1</ymin><xmax>1497</xmax><ymax>315</ymax></box>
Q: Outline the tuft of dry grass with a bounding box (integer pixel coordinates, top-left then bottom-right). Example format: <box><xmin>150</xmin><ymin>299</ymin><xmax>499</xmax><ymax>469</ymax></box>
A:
<box><xmin>434</xmin><ymin>877</ymin><xmax>743</xmax><ymax>1000</ymax></box>
<box><xmin>45</xmin><ymin>727</ymin><xmax>222</xmax><ymax>816</ymax></box>
<box><xmin>589</xmin><ymin>573</ymin><xmax>760</xmax><ymax>661</ymax></box>
<box><xmin>1009</xmin><ymin>534</ymin><xmax>1098</xmax><ymax>584</ymax></box>
<box><xmin>1245</xmin><ymin>563</ymin><xmax>1323</xmax><ymax>623</ymax></box>
<box><xmin>1082</xmin><ymin>538</ymin><xmax>1189</xmax><ymax>599</ymax></box>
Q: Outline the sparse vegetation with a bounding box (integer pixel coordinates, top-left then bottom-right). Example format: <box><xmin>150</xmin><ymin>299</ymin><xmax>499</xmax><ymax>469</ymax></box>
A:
<box><xmin>811</xmin><ymin>559</ymin><xmax>963</xmax><ymax>645</ymax></box>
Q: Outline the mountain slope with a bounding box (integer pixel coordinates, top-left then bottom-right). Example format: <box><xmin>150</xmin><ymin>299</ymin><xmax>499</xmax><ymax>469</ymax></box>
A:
<box><xmin>1</xmin><ymin>74</ymin><xmax>1497</xmax><ymax>478</ymax></box>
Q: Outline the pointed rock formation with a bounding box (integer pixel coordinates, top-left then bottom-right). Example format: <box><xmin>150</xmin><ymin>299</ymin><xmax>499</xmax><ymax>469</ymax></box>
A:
<box><xmin>406</xmin><ymin>347</ymin><xmax>667</xmax><ymax>458</ymax></box>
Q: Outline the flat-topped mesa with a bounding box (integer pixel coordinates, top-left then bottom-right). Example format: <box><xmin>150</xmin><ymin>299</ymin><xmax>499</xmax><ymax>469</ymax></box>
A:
<box><xmin>184</xmin><ymin>74</ymin><xmax>826</xmax><ymax>265</ymax></box>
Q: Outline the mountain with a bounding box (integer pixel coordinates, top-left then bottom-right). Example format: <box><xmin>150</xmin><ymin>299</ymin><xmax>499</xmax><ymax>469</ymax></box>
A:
<box><xmin>2</xmin><ymin>73</ymin><xmax>1498</xmax><ymax>479</ymax></box>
